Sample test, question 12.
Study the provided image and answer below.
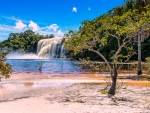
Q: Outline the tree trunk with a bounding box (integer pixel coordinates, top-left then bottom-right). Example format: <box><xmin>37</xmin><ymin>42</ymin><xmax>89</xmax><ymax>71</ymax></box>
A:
<box><xmin>108</xmin><ymin>64</ymin><xmax>118</xmax><ymax>95</ymax></box>
<box><xmin>138</xmin><ymin>33</ymin><xmax>142</xmax><ymax>75</ymax></box>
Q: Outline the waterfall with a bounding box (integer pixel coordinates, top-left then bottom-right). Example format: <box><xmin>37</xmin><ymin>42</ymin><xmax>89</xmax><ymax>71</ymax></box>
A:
<box><xmin>37</xmin><ymin>37</ymin><xmax>65</xmax><ymax>58</ymax></box>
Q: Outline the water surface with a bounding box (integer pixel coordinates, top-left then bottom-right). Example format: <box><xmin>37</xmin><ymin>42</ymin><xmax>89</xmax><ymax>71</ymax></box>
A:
<box><xmin>6</xmin><ymin>59</ymin><xmax>82</xmax><ymax>73</ymax></box>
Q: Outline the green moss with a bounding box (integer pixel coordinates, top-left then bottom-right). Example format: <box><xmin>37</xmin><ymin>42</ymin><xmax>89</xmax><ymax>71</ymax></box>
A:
<box><xmin>101</xmin><ymin>90</ymin><xmax>108</xmax><ymax>95</ymax></box>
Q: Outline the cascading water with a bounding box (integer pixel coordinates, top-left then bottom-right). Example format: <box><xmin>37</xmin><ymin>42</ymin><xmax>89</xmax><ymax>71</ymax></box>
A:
<box><xmin>37</xmin><ymin>37</ymin><xmax>66</xmax><ymax>58</ymax></box>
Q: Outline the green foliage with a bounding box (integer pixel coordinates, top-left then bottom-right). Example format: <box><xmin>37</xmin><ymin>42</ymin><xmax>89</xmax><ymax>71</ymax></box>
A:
<box><xmin>0</xmin><ymin>52</ymin><xmax>12</xmax><ymax>81</ymax></box>
<box><xmin>65</xmin><ymin>11</ymin><xmax>136</xmax><ymax>65</ymax></box>
<box><xmin>101</xmin><ymin>90</ymin><xmax>108</xmax><ymax>95</ymax></box>
<box><xmin>0</xmin><ymin>30</ymin><xmax>45</xmax><ymax>53</ymax></box>
<box><xmin>45</xmin><ymin>34</ymin><xmax>55</xmax><ymax>38</ymax></box>
<box><xmin>64</xmin><ymin>0</ymin><xmax>150</xmax><ymax>95</ymax></box>
<box><xmin>64</xmin><ymin>0</ymin><xmax>150</xmax><ymax>63</ymax></box>
<box><xmin>145</xmin><ymin>57</ymin><xmax>150</xmax><ymax>75</ymax></box>
<box><xmin>141</xmin><ymin>36</ymin><xmax>150</xmax><ymax>60</ymax></box>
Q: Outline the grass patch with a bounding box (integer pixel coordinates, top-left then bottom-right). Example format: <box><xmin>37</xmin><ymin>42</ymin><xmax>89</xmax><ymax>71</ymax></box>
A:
<box><xmin>74</xmin><ymin>100</ymin><xmax>85</xmax><ymax>103</ymax></box>
<box><xmin>65</xmin><ymin>99</ymin><xmax>70</xmax><ymax>102</ymax></box>
<box><xmin>101</xmin><ymin>90</ymin><xmax>108</xmax><ymax>95</ymax></box>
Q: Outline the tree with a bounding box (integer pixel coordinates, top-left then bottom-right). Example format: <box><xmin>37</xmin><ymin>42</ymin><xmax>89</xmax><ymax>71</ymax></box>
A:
<box><xmin>0</xmin><ymin>52</ymin><xmax>12</xmax><ymax>82</ymax></box>
<box><xmin>0</xmin><ymin>30</ymin><xmax>45</xmax><ymax>53</ymax></box>
<box><xmin>64</xmin><ymin>0</ymin><xmax>150</xmax><ymax>95</ymax></box>
<box><xmin>97</xmin><ymin>0</ymin><xmax>150</xmax><ymax>76</ymax></box>
<box><xmin>65</xmin><ymin>11</ymin><xmax>136</xmax><ymax>95</ymax></box>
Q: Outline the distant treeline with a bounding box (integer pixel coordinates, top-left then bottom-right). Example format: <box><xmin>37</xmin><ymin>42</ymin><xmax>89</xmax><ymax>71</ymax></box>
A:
<box><xmin>0</xmin><ymin>30</ymin><xmax>54</xmax><ymax>53</ymax></box>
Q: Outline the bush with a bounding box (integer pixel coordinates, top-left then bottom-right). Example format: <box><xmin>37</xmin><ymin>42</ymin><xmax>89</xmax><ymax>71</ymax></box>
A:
<box><xmin>0</xmin><ymin>52</ymin><xmax>12</xmax><ymax>81</ymax></box>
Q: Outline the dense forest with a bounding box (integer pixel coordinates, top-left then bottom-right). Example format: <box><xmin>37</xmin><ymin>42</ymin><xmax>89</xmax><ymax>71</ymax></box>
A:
<box><xmin>64</xmin><ymin>0</ymin><xmax>150</xmax><ymax>94</ymax></box>
<box><xmin>64</xmin><ymin>0</ymin><xmax>150</xmax><ymax>62</ymax></box>
<box><xmin>0</xmin><ymin>30</ymin><xmax>54</xmax><ymax>53</ymax></box>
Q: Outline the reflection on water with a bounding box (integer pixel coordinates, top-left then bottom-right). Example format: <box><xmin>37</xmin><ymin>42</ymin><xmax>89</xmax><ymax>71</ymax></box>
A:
<box><xmin>6</xmin><ymin>59</ymin><xmax>82</xmax><ymax>73</ymax></box>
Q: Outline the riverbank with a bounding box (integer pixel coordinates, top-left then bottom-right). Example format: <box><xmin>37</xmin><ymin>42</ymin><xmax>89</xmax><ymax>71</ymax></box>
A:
<box><xmin>0</xmin><ymin>72</ymin><xmax>150</xmax><ymax>113</ymax></box>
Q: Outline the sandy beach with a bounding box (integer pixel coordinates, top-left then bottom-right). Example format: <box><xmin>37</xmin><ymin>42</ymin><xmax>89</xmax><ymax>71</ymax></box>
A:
<box><xmin>0</xmin><ymin>72</ymin><xmax>150</xmax><ymax>113</ymax></box>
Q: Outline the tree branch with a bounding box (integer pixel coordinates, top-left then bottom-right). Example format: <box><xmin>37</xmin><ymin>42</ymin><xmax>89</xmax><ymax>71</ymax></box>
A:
<box><xmin>88</xmin><ymin>48</ymin><xmax>112</xmax><ymax>71</ymax></box>
<box><xmin>108</xmin><ymin>33</ymin><xmax>121</xmax><ymax>47</ymax></box>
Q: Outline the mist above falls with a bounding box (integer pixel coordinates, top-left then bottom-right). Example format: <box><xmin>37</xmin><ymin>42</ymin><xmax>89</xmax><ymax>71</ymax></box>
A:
<box><xmin>6</xmin><ymin>52</ymin><xmax>42</xmax><ymax>59</ymax></box>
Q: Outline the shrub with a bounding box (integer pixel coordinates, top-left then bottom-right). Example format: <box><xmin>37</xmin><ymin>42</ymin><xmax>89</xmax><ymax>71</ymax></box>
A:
<box><xmin>0</xmin><ymin>52</ymin><xmax>12</xmax><ymax>81</ymax></box>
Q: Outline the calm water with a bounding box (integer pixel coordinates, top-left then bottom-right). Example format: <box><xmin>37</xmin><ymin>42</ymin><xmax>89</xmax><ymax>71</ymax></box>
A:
<box><xmin>6</xmin><ymin>59</ymin><xmax>83</xmax><ymax>73</ymax></box>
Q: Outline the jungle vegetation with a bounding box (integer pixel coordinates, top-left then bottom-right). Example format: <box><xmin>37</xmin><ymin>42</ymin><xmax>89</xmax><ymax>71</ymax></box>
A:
<box><xmin>65</xmin><ymin>0</ymin><xmax>150</xmax><ymax>62</ymax></box>
<box><xmin>64</xmin><ymin>0</ymin><xmax>150</xmax><ymax>95</ymax></box>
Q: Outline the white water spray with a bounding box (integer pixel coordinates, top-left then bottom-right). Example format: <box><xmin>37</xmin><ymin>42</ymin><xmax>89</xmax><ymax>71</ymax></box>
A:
<box><xmin>6</xmin><ymin>52</ymin><xmax>42</xmax><ymax>59</ymax></box>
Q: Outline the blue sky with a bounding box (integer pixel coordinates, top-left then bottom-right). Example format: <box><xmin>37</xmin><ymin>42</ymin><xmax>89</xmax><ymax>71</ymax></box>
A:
<box><xmin>0</xmin><ymin>0</ymin><xmax>124</xmax><ymax>41</ymax></box>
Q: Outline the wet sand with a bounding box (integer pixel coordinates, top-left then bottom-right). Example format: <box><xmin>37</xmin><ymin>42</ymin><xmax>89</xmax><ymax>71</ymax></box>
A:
<box><xmin>0</xmin><ymin>72</ymin><xmax>150</xmax><ymax>113</ymax></box>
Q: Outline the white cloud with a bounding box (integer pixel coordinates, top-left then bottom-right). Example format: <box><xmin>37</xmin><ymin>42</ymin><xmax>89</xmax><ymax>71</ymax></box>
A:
<box><xmin>88</xmin><ymin>7</ymin><xmax>91</xmax><ymax>10</ymax></box>
<box><xmin>0</xmin><ymin>17</ymin><xmax>66</xmax><ymax>41</ymax></box>
<box><xmin>48</xmin><ymin>24</ymin><xmax>59</xmax><ymax>31</ymax></box>
<box><xmin>57</xmin><ymin>30</ymin><xmax>64</xmax><ymax>36</ymax></box>
<box><xmin>14</xmin><ymin>20</ymin><xmax>27</xmax><ymax>30</ymax></box>
<box><xmin>72</xmin><ymin>7</ymin><xmax>77</xmax><ymax>12</ymax></box>
<box><xmin>28</xmin><ymin>21</ymin><xmax>40</xmax><ymax>31</ymax></box>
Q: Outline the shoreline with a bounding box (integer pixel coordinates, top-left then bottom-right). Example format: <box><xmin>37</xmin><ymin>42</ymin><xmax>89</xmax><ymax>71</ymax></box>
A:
<box><xmin>0</xmin><ymin>72</ymin><xmax>150</xmax><ymax>113</ymax></box>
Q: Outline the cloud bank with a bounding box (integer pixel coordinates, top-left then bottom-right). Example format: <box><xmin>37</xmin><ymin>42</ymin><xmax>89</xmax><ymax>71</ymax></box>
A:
<box><xmin>0</xmin><ymin>17</ymin><xmax>64</xmax><ymax>41</ymax></box>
